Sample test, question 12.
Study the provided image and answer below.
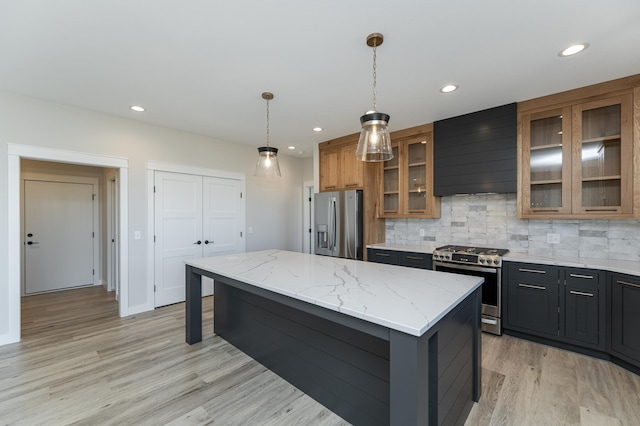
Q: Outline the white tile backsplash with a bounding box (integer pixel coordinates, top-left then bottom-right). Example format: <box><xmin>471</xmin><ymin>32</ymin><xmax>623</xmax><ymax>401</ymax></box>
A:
<box><xmin>385</xmin><ymin>193</ymin><xmax>640</xmax><ymax>262</ymax></box>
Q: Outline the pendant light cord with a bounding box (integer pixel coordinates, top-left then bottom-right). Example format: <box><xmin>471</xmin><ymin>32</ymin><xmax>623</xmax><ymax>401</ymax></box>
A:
<box><xmin>372</xmin><ymin>41</ymin><xmax>377</xmax><ymax>112</ymax></box>
<box><xmin>266</xmin><ymin>97</ymin><xmax>270</xmax><ymax>147</ymax></box>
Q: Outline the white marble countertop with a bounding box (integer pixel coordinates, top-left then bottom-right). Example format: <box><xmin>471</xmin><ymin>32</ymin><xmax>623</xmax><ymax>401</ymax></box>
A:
<box><xmin>186</xmin><ymin>249</ymin><xmax>483</xmax><ymax>337</ymax></box>
<box><xmin>367</xmin><ymin>243</ymin><xmax>640</xmax><ymax>276</ymax></box>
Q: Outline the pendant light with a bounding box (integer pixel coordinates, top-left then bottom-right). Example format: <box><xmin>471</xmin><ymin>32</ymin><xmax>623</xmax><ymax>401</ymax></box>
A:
<box><xmin>355</xmin><ymin>33</ymin><xmax>393</xmax><ymax>162</ymax></box>
<box><xmin>254</xmin><ymin>91</ymin><xmax>281</xmax><ymax>177</ymax></box>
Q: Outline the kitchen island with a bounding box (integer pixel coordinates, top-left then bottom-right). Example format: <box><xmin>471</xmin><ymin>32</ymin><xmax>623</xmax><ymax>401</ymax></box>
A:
<box><xmin>185</xmin><ymin>250</ymin><xmax>483</xmax><ymax>426</ymax></box>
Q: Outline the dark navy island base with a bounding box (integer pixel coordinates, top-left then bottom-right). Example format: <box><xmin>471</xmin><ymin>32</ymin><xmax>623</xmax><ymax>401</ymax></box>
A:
<box><xmin>186</xmin><ymin>264</ymin><xmax>481</xmax><ymax>426</ymax></box>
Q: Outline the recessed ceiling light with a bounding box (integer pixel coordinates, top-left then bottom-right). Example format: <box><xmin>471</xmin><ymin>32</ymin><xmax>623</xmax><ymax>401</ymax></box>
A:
<box><xmin>288</xmin><ymin>146</ymin><xmax>296</xmax><ymax>150</ymax></box>
<box><xmin>313</xmin><ymin>127</ymin><xmax>323</xmax><ymax>132</ymax></box>
<box><xmin>559</xmin><ymin>43</ymin><xmax>589</xmax><ymax>57</ymax></box>
<box><xmin>131</xmin><ymin>105</ymin><xmax>145</xmax><ymax>112</ymax></box>
<box><xmin>440</xmin><ymin>84</ymin><xmax>458</xmax><ymax>93</ymax></box>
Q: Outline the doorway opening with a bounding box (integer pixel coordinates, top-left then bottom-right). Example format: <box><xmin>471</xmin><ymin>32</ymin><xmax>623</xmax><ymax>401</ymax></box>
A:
<box><xmin>5</xmin><ymin>144</ymin><xmax>129</xmax><ymax>345</ymax></box>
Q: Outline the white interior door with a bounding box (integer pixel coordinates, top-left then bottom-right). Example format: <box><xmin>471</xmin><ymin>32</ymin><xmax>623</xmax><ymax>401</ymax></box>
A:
<box><xmin>154</xmin><ymin>172</ymin><xmax>203</xmax><ymax>307</ymax></box>
<box><xmin>201</xmin><ymin>177</ymin><xmax>244</xmax><ymax>294</ymax></box>
<box><xmin>24</xmin><ymin>180</ymin><xmax>95</xmax><ymax>294</ymax></box>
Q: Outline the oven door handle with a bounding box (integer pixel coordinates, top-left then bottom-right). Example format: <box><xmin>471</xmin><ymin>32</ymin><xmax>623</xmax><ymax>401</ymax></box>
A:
<box><xmin>433</xmin><ymin>261</ymin><xmax>498</xmax><ymax>274</ymax></box>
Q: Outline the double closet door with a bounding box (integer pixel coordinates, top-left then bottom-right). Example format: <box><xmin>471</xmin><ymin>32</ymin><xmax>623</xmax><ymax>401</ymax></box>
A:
<box><xmin>154</xmin><ymin>171</ymin><xmax>244</xmax><ymax>307</ymax></box>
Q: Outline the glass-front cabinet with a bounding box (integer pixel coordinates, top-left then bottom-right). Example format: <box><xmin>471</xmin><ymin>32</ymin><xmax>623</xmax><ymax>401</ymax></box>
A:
<box><xmin>572</xmin><ymin>96</ymin><xmax>632</xmax><ymax>215</ymax></box>
<box><xmin>379</xmin><ymin>130</ymin><xmax>440</xmax><ymax>218</ymax></box>
<box><xmin>520</xmin><ymin>94</ymin><xmax>634</xmax><ymax>218</ymax></box>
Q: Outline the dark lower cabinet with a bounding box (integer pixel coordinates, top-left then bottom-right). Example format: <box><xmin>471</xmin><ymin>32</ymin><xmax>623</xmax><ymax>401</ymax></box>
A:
<box><xmin>564</xmin><ymin>268</ymin><xmax>605</xmax><ymax>348</ymax></box>
<box><xmin>367</xmin><ymin>248</ymin><xmax>432</xmax><ymax>270</ymax></box>
<box><xmin>367</xmin><ymin>249</ymin><xmax>399</xmax><ymax>265</ymax></box>
<box><xmin>398</xmin><ymin>251</ymin><xmax>432</xmax><ymax>269</ymax></box>
<box><xmin>610</xmin><ymin>273</ymin><xmax>640</xmax><ymax>367</ymax></box>
<box><xmin>505</xmin><ymin>263</ymin><xmax>560</xmax><ymax>338</ymax></box>
<box><xmin>504</xmin><ymin>263</ymin><xmax>605</xmax><ymax>350</ymax></box>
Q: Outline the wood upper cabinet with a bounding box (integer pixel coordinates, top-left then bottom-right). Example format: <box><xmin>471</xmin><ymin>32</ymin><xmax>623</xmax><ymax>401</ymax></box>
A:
<box><xmin>520</xmin><ymin>89</ymin><xmax>637</xmax><ymax>218</ymax></box>
<box><xmin>340</xmin><ymin>144</ymin><xmax>364</xmax><ymax>189</ymax></box>
<box><xmin>379</xmin><ymin>126</ymin><xmax>440</xmax><ymax>218</ymax></box>
<box><xmin>319</xmin><ymin>138</ymin><xmax>363</xmax><ymax>192</ymax></box>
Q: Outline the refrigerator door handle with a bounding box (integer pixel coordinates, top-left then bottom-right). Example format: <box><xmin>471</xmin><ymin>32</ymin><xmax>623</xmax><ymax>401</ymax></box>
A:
<box><xmin>330</xmin><ymin>197</ymin><xmax>337</xmax><ymax>251</ymax></box>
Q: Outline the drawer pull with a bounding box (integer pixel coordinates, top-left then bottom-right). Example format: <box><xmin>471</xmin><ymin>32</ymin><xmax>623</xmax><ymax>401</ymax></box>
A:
<box><xmin>375</xmin><ymin>253</ymin><xmax>390</xmax><ymax>257</ymax></box>
<box><xmin>617</xmin><ymin>280</ymin><xmax>640</xmax><ymax>289</ymax></box>
<box><xmin>405</xmin><ymin>256</ymin><xmax>423</xmax><ymax>260</ymax></box>
<box><xmin>532</xmin><ymin>209</ymin><xmax>559</xmax><ymax>212</ymax></box>
<box><xmin>570</xmin><ymin>290</ymin><xmax>594</xmax><ymax>297</ymax></box>
<box><xmin>519</xmin><ymin>283</ymin><xmax>546</xmax><ymax>291</ymax></box>
<box><xmin>519</xmin><ymin>268</ymin><xmax>547</xmax><ymax>274</ymax></box>
<box><xmin>569</xmin><ymin>273</ymin><xmax>593</xmax><ymax>279</ymax></box>
<box><xmin>585</xmin><ymin>208</ymin><xmax>618</xmax><ymax>212</ymax></box>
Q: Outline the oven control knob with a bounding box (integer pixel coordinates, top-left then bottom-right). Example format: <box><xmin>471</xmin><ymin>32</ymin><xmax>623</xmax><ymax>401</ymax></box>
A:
<box><xmin>492</xmin><ymin>259</ymin><xmax>499</xmax><ymax>265</ymax></box>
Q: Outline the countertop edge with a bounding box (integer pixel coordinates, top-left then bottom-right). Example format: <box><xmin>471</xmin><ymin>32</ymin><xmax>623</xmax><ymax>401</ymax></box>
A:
<box><xmin>367</xmin><ymin>243</ymin><xmax>640</xmax><ymax>276</ymax></box>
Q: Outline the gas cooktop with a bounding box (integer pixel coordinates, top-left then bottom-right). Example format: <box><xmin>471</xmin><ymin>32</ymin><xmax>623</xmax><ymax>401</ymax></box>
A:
<box><xmin>434</xmin><ymin>245</ymin><xmax>509</xmax><ymax>256</ymax></box>
<box><xmin>432</xmin><ymin>245</ymin><xmax>509</xmax><ymax>266</ymax></box>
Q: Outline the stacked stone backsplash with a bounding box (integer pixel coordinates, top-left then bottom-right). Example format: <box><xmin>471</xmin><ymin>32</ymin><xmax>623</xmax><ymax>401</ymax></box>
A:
<box><xmin>385</xmin><ymin>194</ymin><xmax>640</xmax><ymax>262</ymax></box>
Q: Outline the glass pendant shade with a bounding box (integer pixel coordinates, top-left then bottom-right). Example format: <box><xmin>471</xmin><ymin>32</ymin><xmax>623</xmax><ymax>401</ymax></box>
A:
<box><xmin>254</xmin><ymin>146</ymin><xmax>281</xmax><ymax>177</ymax></box>
<box><xmin>356</xmin><ymin>111</ymin><xmax>393</xmax><ymax>162</ymax></box>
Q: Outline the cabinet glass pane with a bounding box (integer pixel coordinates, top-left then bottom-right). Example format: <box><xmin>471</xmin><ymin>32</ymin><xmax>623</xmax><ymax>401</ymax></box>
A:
<box><xmin>531</xmin><ymin>183</ymin><xmax>562</xmax><ymax>208</ymax></box>
<box><xmin>581</xmin><ymin>104</ymin><xmax>622</xmax><ymax>207</ymax></box>
<box><xmin>408</xmin><ymin>164</ymin><xmax>426</xmax><ymax>193</ymax></box>
<box><xmin>530</xmin><ymin>146</ymin><xmax>563</xmax><ymax>182</ymax></box>
<box><xmin>530</xmin><ymin>115</ymin><xmax>563</xmax><ymax>148</ymax></box>
<box><xmin>407</xmin><ymin>141</ymin><xmax>427</xmax><ymax>211</ymax></box>
<box><xmin>528</xmin><ymin>115</ymin><xmax>564</xmax><ymax>209</ymax></box>
<box><xmin>408</xmin><ymin>192</ymin><xmax>426</xmax><ymax>211</ymax></box>
<box><xmin>582</xmin><ymin>180</ymin><xmax>621</xmax><ymax>207</ymax></box>
<box><xmin>407</xmin><ymin>141</ymin><xmax>427</xmax><ymax>163</ymax></box>
<box><xmin>384</xmin><ymin>168</ymin><xmax>399</xmax><ymax>192</ymax></box>
<box><xmin>386</xmin><ymin>147</ymin><xmax>399</xmax><ymax>168</ymax></box>
<box><xmin>384</xmin><ymin>194</ymin><xmax>398</xmax><ymax>211</ymax></box>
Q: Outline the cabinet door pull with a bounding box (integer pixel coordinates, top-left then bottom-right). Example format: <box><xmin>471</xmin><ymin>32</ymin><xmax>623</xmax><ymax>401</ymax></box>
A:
<box><xmin>345</xmin><ymin>183</ymin><xmax>358</xmax><ymax>187</ymax></box>
<box><xmin>518</xmin><ymin>283</ymin><xmax>546</xmax><ymax>290</ymax></box>
<box><xmin>585</xmin><ymin>208</ymin><xmax>618</xmax><ymax>212</ymax></box>
<box><xmin>569</xmin><ymin>273</ymin><xmax>593</xmax><ymax>279</ymax></box>
<box><xmin>324</xmin><ymin>185</ymin><xmax>336</xmax><ymax>189</ymax></box>
<box><xmin>519</xmin><ymin>268</ymin><xmax>547</xmax><ymax>274</ymax></box>
<box><xmin>405</xmin><ymin>256</ymin><xmax>423</xmax><ymax>260</ymax></box>
<box><xmin>569</xmin><ymin>290</ymin><xmax>594</xmax><ymax>297</ymax></box>
<box><xmin>375</xmin><ymin>253</ymin><xmax>390</xmax><ymax>257</ymax></box>
<box><xmin>532</xmin><ymin>209</ymin><xmax>560</xmax><ymax>212</ymax></box>
<box><xmin>617</xmin><ymin>280</ymin><xmax>640</xmax><ymax>289</ymax></box>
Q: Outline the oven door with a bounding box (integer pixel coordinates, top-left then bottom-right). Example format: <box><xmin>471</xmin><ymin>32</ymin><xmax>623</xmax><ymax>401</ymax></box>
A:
<box><xmin>432</xmin><ymin>261</ymin><xmax>501</xmax><ymax>319</ymax></box>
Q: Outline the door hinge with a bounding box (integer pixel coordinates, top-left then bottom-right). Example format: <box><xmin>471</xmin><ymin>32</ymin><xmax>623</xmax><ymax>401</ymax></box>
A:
<box><xmin>154</xmin><ymin>186</ymin><xmax>156</xmax><ymax>193</ymax></box>
<box><xmin>240</xmin><ymin>231</ymin><xmax>243</xmax><ymax>237</ymax></box>
<box><xmin>308</xmin><ymin>197</ymin><xmax>311</xmax><ymax>202</ymax></box>
<box><xmin>92</xmin><ymin>232</ymin><xmax>95</xmax><ymax>238</ymax></box>
<box><xmin>154</xmin><ymin>285</ymin><xmax>156</xmax><ymax>292</ymax></box>
<box><xmin>154</xmin><ymin>235</ymin><xmax>156</xmax><ymax>242</ymax></box>
<box><xmin>240</xmin><ymin>192</ymin><xmax>243</xmax><ymax>198</ymax></box>
<box><xmin>92</xmin><ymin>194</ymin><xmax>96</xmax><ymax>200</ymax></box>
<box><xmin>92</xmin><ymin>269</ymin><xmax>95</xmax><ymax>275</ymax></box>
<box><xmin>308</xmin><ymin>228</ymin><xmax>312</xmax><ymax>233</ymax></box>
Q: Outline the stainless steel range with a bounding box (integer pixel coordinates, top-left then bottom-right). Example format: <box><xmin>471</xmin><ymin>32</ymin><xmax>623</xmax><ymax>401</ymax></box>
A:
<box><xmin>432</xmin><ymin>245</ymin><xmax>509</xmax><ymax>335</ymax></box>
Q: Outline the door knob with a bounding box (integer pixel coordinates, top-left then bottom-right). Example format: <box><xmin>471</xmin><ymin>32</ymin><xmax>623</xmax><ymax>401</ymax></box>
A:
<box><xmin>204</xmin><ymin>240</ymin><xmax>213</xmax><ymax>244</ymax></box>
<box><xmin>27</xmin><ymin>241</ymin><xmax>39</xmax><ymax>245</ymax></box>
<box><xmin>194</xmin><ymin>240</ymin><xmax>202</xmax><ymax>245</ymax></box>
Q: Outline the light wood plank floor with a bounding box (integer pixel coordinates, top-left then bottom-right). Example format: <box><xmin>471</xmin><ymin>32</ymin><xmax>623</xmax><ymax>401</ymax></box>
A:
<box><xmin>1</xmin><ymin>286</ymin><xmax>638</xmax><ymax>425</ymax></box>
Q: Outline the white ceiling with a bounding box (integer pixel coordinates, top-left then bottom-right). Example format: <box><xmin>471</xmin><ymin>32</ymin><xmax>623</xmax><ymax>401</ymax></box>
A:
<box><xmin>1</xmin><ymin>1</ymin><xmax>639</xmax><ymax>158</ymax></box>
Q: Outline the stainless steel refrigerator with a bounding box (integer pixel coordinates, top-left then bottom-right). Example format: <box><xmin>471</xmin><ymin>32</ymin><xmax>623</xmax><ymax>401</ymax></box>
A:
<box><xmin>314</xmin><ymin>190</ymin><xmax>363</xmax><ymax>260</ymax></box>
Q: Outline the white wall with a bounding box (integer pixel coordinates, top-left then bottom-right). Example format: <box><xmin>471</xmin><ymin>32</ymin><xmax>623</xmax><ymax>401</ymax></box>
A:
<box><xmin>0</xmin><ymin>91</ymin><xmax>307</xmax><ymax>344</ymax></box>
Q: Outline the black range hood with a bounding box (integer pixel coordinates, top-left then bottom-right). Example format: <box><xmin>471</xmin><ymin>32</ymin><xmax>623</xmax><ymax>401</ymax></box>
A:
<box><xmin>433</xmin><ymin>103</ymin><xmax>517</xmax><ymax>196</ymax></box>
